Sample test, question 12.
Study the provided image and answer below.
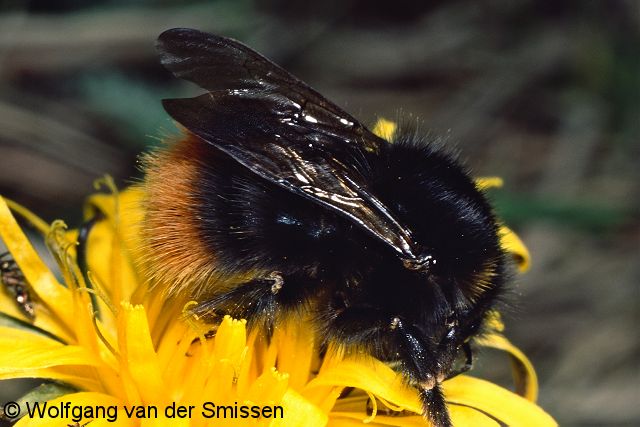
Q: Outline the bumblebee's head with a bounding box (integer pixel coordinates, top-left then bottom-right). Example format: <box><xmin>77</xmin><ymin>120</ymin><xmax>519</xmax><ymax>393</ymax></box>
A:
<box><xmin>383</xmin><ymin>313</ymin><xmax>472</xmax><ymax>386</ymax></box>
<box><xmin>358</xmin><ymin>297</ymin><xmax>481</xmax><ymax>427</ymax></box>
<box><xmin>333</xmin><ymin>135</ymin><xmax>509</xmax><ymax>393</ymax></box>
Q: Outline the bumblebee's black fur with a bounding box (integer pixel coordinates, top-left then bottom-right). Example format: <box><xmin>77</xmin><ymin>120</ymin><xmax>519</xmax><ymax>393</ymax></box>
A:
<box><xmin>154</xmin><ymin>28</ymin><xmax>507</xmax><ymax>427</ymax></box>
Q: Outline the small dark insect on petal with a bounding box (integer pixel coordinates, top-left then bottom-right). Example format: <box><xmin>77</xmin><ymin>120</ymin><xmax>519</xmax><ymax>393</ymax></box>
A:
<box><xmin>1</xmin><ymin>252</ymin><xmax>35</xmax><ymax>319</ymax></box>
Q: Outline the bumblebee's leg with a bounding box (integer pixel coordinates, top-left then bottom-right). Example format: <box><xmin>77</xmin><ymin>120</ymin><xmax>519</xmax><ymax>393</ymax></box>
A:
<box><xmin>388</xmin><ymin>317</ymin><xmax>452</xmax><ymax>427</ymax></box>
<box><xmin>323</xmin><ymin>308</ymin><xmax>442</xmax><ymax>380</ymax></box>
<box><xmin>326</xmin><ymin>309</ymin><xmax>452</xmax><ymax>427</ymax></box>
<box><xmin>418</xmin><ymin>386</ymin><xmax>450</xmax><ymax>427</ymax></box>
<box><xmin>193</xmin><ymin>271</ymin><xmax>286</xmax><ymax>335</ymax></box>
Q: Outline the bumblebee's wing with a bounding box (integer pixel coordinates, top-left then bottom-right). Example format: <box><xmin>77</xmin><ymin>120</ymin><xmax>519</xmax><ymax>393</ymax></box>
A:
<box><xmin>157</xmin><ymin>28</ymin><xmax>422</xmax><ymax>263</ymax></box>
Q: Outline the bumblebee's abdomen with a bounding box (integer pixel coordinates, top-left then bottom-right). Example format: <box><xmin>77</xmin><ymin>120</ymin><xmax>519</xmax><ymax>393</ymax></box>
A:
<box><xmin>141</xmin><ymin>134</ymin><xmax>226</xmax><ymax>297</ymax></box>
<box><xmin>142</xmin><ymin>133</ymin><xmax>356</xmax><ymax>299</ymax></box>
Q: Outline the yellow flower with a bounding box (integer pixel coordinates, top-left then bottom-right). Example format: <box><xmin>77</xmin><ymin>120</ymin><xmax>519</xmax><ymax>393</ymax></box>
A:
<box><xmin>371</xmin><ymin>118</ymin><xmax>398</xmax><ymax>142</ymax></box>
<box><xmin>475</xmin><ymin>177</ymin><xmax>531</xmax><ymax>273</ymax></box>
<box><xmin>0</xmin><ymin>124</ymin><xmax>555</xmax><ymax>427</ymax></box>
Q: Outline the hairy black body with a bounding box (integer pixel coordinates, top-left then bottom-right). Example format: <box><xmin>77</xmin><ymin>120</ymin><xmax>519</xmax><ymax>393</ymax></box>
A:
<box><xmin>147</xmin><ymin>28</ymin><xmax>507</xmax><ymax>427</ymax></box>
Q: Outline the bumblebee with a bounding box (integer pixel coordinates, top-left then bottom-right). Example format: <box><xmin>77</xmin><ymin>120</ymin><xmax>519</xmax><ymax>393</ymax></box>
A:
<box><xmin>143</xmin><ymin>28</ymin><xmax>507</xmax><ymax>427</ymax></box>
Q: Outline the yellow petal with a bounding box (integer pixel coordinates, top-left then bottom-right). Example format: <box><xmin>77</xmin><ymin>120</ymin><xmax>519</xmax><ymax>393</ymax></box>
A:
<box><xmin>371</xmin><ymin>118</ymin><xmax>397</xmax><ymax>142</ymax></box>
<box><xmin>81</xmin><ymin>218</ymin><xmax>139</xmax><ymax>317</ymax></box>
<box><xmin>212</xmin><ymin>315</ymin><xmax>247</xmax><ymax>365</ymax></box>
<box><xmin>0</xmin><ymin>367</ymin><xmax>100</xmax><ymax>391</ymax></box>
<box><xmin>3</xmin><ymin>199</ymin><xmax>50</xmax><ymax>236</ymax></box>
<box><xmin>329</xmin><ymin>411</ymin><xmax>498</xmax><ymax>427</ymax></box>
<box><xmin>193</xmin><ymin>316</ymin><xmax>247</xmax><ymax>401</ymax></box>
<box><xmin>499</xmin><ymin>225</ymin><xmax>531</xmax><ymax>272</ymax></box>
<box><xmin>448</xmin><ymin>405</ymin><xmax>501</xmax><ymax>427</ymax></box>
<box><xmin>245</xmin><ymin>367</ymin><xmax>289</xmax><ymax>405</ymax></box>
<box><xmin>329</xmin><ymin>404</ymin><xmax>501</xmax><ymax>427</ymax></box>
<box><xmin>269</xmin><ymin>317</ymin><xmax>316</xmax><ymax>390</ymax></box>
<box><xmin>483</xmin><ymin>310</ymin><xmax>505</xmax><ymax>333</ymax></box>
<box><xmin>305</xmin><ymin>358</ymin><xmax>421</xmax><ymax>414</ymax></box>
<box><xmin>0</xmin><ymin>292</ymin><xmax>74</xmax><ymax>343</ymax></box>
<box><xmin>475</xmin><ymin>177</ymin><xmax>504</xmax><ymax>191</ymax></box>
<box><xmin>443</xmin><ymin>376</ymin><xmax>556</xmax><ymax>427</ymax></box>
<box><xmin>307</xmin><ymin>356</ymin><xmax>552</xmax><ymax>426</ymax></box>
<box><xmin>0</xmin><ymin>327</ymin><xmax>100</xmax><ymax>372</ymax></box>
<box><xmin>476</xmin><ymin>333</ymin><xmax>538</xmax><ymax>402</ymax></box>
<box><xmin>84</xmin><ymin>185</ymin><xmax>146</xmax><ymax>257</ymax></box>
<box><xmin>271</xmin><ymin>388</ymin><xmax>328</xmax><ymax>427</ymax></box>
<box><xmin>473</xmin><ymin>179</ymin><xmax>532</xmax><ymax>272</ymax></box>
<box><xmin>117</xmin><ymin>302</ymin><xmax>166</xmax><ymax>404</ymax></box>
<box><xmin>0</xmin><ymin>197</ymin><xmax>75</xmax><ymax>334</ymax></box>
<box><xmin>329</xmin><ymin>413</ymin><xmax>429</xmax><ymax>427</ymax></box>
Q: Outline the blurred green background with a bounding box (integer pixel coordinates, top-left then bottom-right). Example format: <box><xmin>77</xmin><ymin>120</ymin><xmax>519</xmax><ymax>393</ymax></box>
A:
<box><xmin>0</xmin><ymin>1</ymin><xmax>638</xmax><ymax>426</ymax></box>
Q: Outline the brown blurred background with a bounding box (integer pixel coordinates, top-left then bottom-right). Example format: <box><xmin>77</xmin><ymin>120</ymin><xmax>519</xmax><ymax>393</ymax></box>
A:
<box><xmin>1</xmin><ymin>1</ymin><xmax>638</xmax><ymax>426</ymax></box>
